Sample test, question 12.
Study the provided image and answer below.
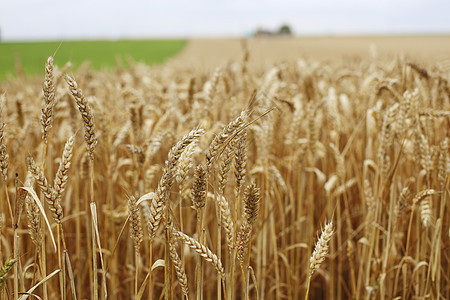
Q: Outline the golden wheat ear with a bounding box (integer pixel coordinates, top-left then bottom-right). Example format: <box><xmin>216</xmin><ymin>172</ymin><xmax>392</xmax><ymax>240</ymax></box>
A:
<box><xmin>172</xmin><ymin>229</ymin><xmax>224</xmax><ymax>277</ymax></box>
<box><xmin>305</xmin><ymin>220</ymin><xmax>334</xmax><ymax>299</ymax></box>
<box><xmin>128</xmin><ymin>195</ymin><xmax>143</xmax><ymax>253</ymax></box>
<box><xmin>41</xmin><ymin>56</ymin><xmax>55</xmax><ymax>144</ymax></box>
<box><xmin>168</xmin><ymin>227</ymin><xmax>189</xmax><ymax>299</ymax></box>
<box><xmin>309</xmin><ymin>220</ymin><xmax>334</xmax><ymax>278</ymax></box>
<box><xmin>64</xmin><ymin>75</ymin><xmax>97</xmax><ymax>159</ymax></box>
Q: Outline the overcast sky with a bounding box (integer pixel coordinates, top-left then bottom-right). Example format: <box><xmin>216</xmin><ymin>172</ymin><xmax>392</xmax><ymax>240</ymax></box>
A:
<box><xmin>1</xmin><ymin>0</ymin><xmax>449</xmax><ymax>41</ymax></box>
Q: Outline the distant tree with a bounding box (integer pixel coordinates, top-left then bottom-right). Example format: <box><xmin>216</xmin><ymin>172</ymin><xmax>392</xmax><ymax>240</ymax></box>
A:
<box><xmin>279</xmin><ymin>24</ymin><xmax>292</xmax><ymax>35</ymax></box>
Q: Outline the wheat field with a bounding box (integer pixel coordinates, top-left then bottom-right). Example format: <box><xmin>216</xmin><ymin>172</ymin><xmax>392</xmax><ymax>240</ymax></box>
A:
<box><xmin>0</xmin><ymin>37</ymin><xmax>449</xmax><ymax>300</ymax></box>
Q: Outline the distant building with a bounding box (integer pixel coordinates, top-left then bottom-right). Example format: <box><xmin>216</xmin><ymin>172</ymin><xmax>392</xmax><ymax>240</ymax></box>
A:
<box><xmin>253</xmin><ymin>24</ymin><xmax>293</xmax><ymax>38</ymax></box>
<box><xmin>254</xmin><ymin>29</ymin><xmax>278</xmax><ymax>37</ymax></box>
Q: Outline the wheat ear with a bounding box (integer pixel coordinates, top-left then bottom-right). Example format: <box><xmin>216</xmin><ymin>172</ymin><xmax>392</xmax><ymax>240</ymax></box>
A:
<box><xmin>128</xmin><ymin>195</ymin><xmax>143</xmax><ymax>252</ymax></box>
<box><xmin>419</xmin><ymin>197</ymin><xmax>432</xmax><ymax>227</ymax></box>
<box><xmin>0</xmin><ymin>119</ymin><xmax>8</xmax><ymax>182</ymax></box>
<box><xmin>172</xmin><ymin>229</ymin><xmax>224</xmax><ymax>277</ymax></box>
<box><xmin>41</xmin><ymin>56</ymin><xmax>55</xmax><ymax>143</ymax></box>
<box><xmin>236</xmin><ymin>183</ymin><xmax>261</xmax><ymax>268</ymax></box>
<box><xmin>218</xmin><ymin>143</ymin><xmax>234</xmax><ymax>195</ymax></box>
<box><xmin>412</xmin><ymin>189</ymin><xmax>436</xmax><ymax>205</ymax></box>
<box><xmin>64</xmin><ymin>75</ymin><xmax>97</xmax><ymax>159</ymax></box>
<box><xmin>24</xmin><ymin>171</ymin><xmax>41</xmax><ymax>247</ymax></box>
<box><xmin>27</xmin><ymin>157</ymin><xmax>62</xmax><ymax>223</ymax></box>
<box><xmin>405</xmin><ymin>189</ymin><xmax>437</xmax><ymax>257</ymax></box>
<box><xmin>206</xmin><ymin>110</ymin><xmax>247</xmax><ymax>169</ymax></box>
<box><xmin>309</xmin><ymin>220</ymin><xmax>334</xmax><ymax>277</ymax></box>
<box><xmin>54</xmin><ymin>135</ymin><xmax>75</xmax><ymax>203</ymax></box>
<box><xmin>148</xmin><ymin>129</ymin><xmax>204</xmax><ymax>240</ymax></box>
<box><xmin>129</xmin><ymin>195</ymin><xmax>143</xmax><ymax>299</ymax></box>
<box><xmin>192</xmin><ymin>164</ymin><xmax>207</xmax><ymax>210</ymax></box>
<box><xmin>438</xmin><ymin>138</ymin><xmax>448</xmax><ymax>188</ymax></box>
<box><xmin>234</xmin><ymin>130</ymin><xmax>247</xmax><ymax>195</ymax></box>
<box><xmin>176</xmin><ymin>142</ymin><xmax>196</xmax><ymax>189</ymax></box>
<box><xmin>166</xmin><ymin>129</ymin><xmax>205</xmax><ymax>174</ymax></box>
<box><xmin>219</xmin><ymin>195</ymin><xmax>235</xmax><ymax>253</ymax></box>
<box><xmin>305</xmin><ymin>220</ymin><xmax>334</xmax><ymax>299</ymax></box>
<box><xmin>236</xmin><ymin>222</ymin><xmax>252</xmax><ymax>269</ymax></box>
<box><xmin>168</xmin><ymin>234</ymin><xmax>189</xmax><ymax>299</ymax></box>
<box><xmin>0</xmin><ymin>257</ymin><xmax>17</xmax><ymax>291</ymax></box>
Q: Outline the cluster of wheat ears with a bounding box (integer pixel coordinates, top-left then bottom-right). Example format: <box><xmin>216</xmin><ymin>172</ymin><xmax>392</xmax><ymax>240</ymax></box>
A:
<box><xmin>0</xmin><ymin>49</ymin><xmax>448</xmax><ymax>300</ymax></box>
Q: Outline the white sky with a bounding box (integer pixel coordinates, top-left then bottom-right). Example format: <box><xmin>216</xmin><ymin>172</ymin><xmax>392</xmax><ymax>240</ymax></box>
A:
<box><xmin>0</xmin><ymin>0</ymin><xmax>449</xmax><ymax>41</ymax></box>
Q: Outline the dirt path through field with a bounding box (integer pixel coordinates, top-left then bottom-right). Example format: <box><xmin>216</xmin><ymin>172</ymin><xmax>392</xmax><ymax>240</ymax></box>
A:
<box><xmin>170</xmin><ymin>36</ymin><xmax>450</xmax><ymax>70</ymax></box>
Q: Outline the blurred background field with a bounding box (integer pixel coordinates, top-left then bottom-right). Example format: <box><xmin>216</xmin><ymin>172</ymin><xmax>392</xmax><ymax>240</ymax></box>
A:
<box><xmin>0</xmin><ymin>40</ymin><xmax>186</xmax><ymax>80</ymax></box>
<box><xmin>4</xmin><ymin>35</ymin><xmax>450</xmax><ymax>81</ymax></box>
<box><xmin>174</xmin><ymin>35</ymin><xmax>450</xmax><ymax>69</ymax></box>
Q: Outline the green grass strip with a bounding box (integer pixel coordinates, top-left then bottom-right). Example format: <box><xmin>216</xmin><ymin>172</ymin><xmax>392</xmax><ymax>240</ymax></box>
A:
<box><xmin>0</xmin><ymin>39</ymin><xmax>186</xmax><ymax>80</ymax></box>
